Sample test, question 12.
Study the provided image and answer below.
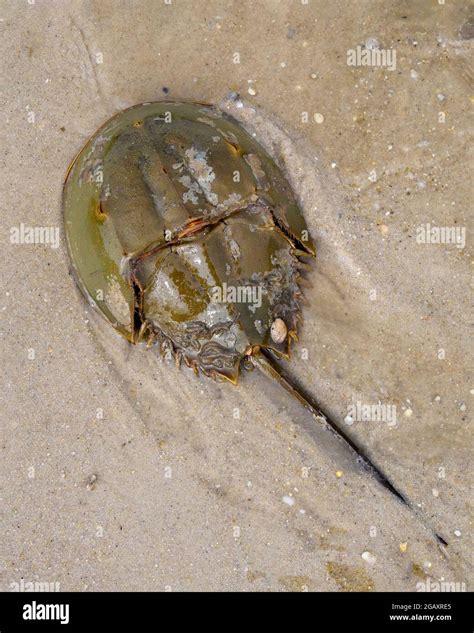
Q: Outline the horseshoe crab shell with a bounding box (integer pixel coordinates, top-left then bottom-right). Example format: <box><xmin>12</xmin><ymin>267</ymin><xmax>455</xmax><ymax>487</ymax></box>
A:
<box><xmin>63</xmin><ymin>101</ymin><xmax>315</xmax><ymax>383</ymax></box>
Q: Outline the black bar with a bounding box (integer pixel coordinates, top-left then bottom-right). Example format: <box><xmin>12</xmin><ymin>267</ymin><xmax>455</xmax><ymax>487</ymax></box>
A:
<box><xmin>0</xmin><ymin>591</ymin><xmax>471</xmax><ymax>633</ymax></box>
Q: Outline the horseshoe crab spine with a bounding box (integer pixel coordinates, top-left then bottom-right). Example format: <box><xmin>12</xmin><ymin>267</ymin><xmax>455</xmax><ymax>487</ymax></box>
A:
<box><xmin>251</xmin><ymin>350</ymin><xmax>408</xmax><ymax>504</ymax></box>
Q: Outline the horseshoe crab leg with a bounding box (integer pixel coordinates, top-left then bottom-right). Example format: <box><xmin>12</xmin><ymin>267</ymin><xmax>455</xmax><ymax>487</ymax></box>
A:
<box><xmin>251</xmin><ymin>349</ymin><xmax>408</xmax><ymax>504</ymax></box>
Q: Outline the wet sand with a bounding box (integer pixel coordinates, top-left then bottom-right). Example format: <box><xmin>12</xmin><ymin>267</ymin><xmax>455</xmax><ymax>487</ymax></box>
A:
<box><xmin>0</xmin><ymin>0</ymin><xmax>472</xmax><ymax>591</ymax></box>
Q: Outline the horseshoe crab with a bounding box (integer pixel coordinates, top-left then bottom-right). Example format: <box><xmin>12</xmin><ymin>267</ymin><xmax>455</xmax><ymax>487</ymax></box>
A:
<box><xmin>63</xmin><ymin>100</ymin><xmax>407</xmax><ymax>501</ymax></box>
<box><xmin>63</xmin><ymin>101</ymin><xmax>315</xmax><ymax>384</ymax></box>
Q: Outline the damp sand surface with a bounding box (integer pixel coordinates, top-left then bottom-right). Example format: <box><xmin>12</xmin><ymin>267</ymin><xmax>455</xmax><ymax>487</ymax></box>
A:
<box><xmin>0</xmin><ymin>1</ymin><xmax>472</xmax><ymax>591</ymax></box>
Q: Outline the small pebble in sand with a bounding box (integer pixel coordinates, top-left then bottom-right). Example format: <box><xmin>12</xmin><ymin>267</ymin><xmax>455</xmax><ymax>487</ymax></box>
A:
<box><xmin>399</xmin><ymin>542</ymin><xmax>408</xmax><ymax>553</ymax></box>
<box><xmin>280</xmin><ymin>62</ymin><xmax>287</xmax><ymax>68</ymax></box>
<box><xmin>470</xmin><ymin>389</ymin><xmax>474</xmax><ymax>395</ymax></box>
<box><xmin>454</xmin><ymin>529</ymin><xmax>462</xmax><ymax>537</ymax></box>
<box><xmin>310</xmin><ymin>72</ymin><xmax>317</xmax><ymax>79</ymax></box>
<box><xmin>434</xmin><ymin>395</ymin><xmax>441</xmax><ymax>402</ymax></box>
<box><xmin>437</xmin><ymin>93</ymin><xmax>446</xmax><ymax>102</ymax></box>
<box><xmin>335</xmin><ymin>470</ymin><xmax>343</xmax><ymax>478</ymax></box>
<box><xmin>365</xmin><ymin>37</ymin><xmax>380</xmax><ymax>50</ymax></box>
<box><xmin>432</xmin><ymin>488</ymin><xmax>439</xmax><ymax>497</ymax></box>
<box><xmin>248</xmin><ymin>87</ymin><xmax>257</xmax><ymax>96</ymax></box>
<box><xmin>404</xmin><ymin>408</ymin><xmax>413</xmax><ymax>418</ymax></box>
<box><xmin>459</xmin><ymin>403</ymin><xmax>466</xmax><ymax>411</ymax></box>
<box><xmin>226</xmin><ymin>91</ymin><xmax>244</xmax><ymax>108</ymax></box>
<box><xmin>313</xmin><ymin>112</ymin><xmax>324</xmax><ymax>124</ymax></box>
<box><xmin>361</xmin><ymin>551</ymin><xmax>377</xmax><ymax>565</ymax></box>
<box><xmin>410</xmin><ymin>69</ymin><xmax>419</xmax><ymax>79</ymax></box>
<box><xmin>86</xmin><ymin>474</ymin><xmax>98</xmax><ymax>490</ymax></box>
<box><xmin>282</xmin><ymin>495</ymin><xmax>295</xmax><ymax>506</ymax></box>
<box><xmin>271</xmin><ymin>318</ymin><xmax>287</xmax><ymax>344</ymax></box>
<box><xmin>344</xmin><ymin>414</ymin><xmax>354</xmax><ymax>426</ymax></box>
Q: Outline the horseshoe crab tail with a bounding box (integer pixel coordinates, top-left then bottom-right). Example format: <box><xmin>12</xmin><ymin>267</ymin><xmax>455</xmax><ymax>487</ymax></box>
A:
<box><xmin>251</xmin><ymin>349</ymin><xmax>408</xmax><ymax>505</ymax></box>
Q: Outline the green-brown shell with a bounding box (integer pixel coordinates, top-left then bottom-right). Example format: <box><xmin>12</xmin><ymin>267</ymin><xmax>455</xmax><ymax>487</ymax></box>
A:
<box><xmin>63</xmin><ymin>101</ymin><xmax>315</xmax><ymax>382</ymax></box>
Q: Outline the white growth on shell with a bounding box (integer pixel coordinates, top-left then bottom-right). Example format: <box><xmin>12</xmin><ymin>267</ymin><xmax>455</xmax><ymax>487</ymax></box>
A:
<box><xmin>183</xmin><ymin>147</ymin><xmax>218</xmax><ymax>206</ymax></box>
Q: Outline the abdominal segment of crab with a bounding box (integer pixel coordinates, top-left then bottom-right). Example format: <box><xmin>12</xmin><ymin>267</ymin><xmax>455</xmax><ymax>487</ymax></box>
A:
<box><xmin>126</xmin><ymin>198</ymin><xmax>304</xmax><ymax>382</ymax></box>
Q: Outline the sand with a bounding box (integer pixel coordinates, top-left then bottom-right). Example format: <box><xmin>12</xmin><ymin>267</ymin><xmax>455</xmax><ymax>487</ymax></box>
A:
<box><xmin>1</xmin><ymin>0</ymin><xmax>472</xmax><ymax>592</ymax></box>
